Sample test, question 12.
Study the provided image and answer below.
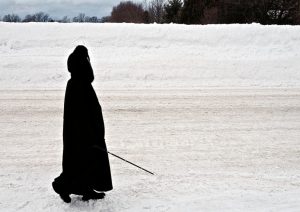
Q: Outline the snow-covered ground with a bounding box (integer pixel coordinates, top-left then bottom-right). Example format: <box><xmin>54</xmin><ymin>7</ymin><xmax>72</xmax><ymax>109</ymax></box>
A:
<box><xmin>1</xmin><ymin>23</ymin><xmax>300</xmax><ymax>89</ymax></box>
<box><xmin>1</xmin><ymin>23</ymin><xmax>300</xmax><ymax>211</ymax></box>
<box><xmin>1</xmin><ymin>89</ymin><xmax>300</xmax><ymax>211</ymax></box>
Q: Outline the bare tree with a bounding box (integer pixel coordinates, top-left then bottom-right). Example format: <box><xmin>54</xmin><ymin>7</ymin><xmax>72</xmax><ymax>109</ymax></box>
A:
<box><xmin>34</xmin><ymin>12</ymin><xmax>50</xmax><ymax>22</ymax></box>
<box><xmin>2</xmin><ymin>14</ymin><xmax>21</xmax><ymax>22</ymax></box>
<box><xmin>23</xmin><ymin>14</ymin><xmax>34</xmax><ymax>22</ymax></box>
<box><xmin>22</xmin><ymin>12</ymin><xmax>51</xmax><ymax>22</ymax></box>
<box><xmin>73</xmin><ymin>13</ymin><xmax>86</xmax><ymax>22</ymax></box>
<box><xmin>60</xmin><ymin>16</ymin><xmax>71</xmax><ymax>23</ymax></box>
<box><xmin>110</xmin><ymin>1</ymin><xmax>147</xmax><ymax>23</ymax></box>
<box><xmin>146</xmin><ymin>0</ymin><xmax>166</xmax><ymax>23</ymax></box>
<box><xmin>100</xmin><ymin>16</ymin><xmax>111</xmax><ymax>23</ymax></box>
<box><xmin>88</xmin><ymin>16</ymin><xmax>100</xmax><ymax>23</ymax></box>
<box><xmin>84</xmin><ymin>16</ymin><xmax>91</xmax><ymax>22</ymax></box>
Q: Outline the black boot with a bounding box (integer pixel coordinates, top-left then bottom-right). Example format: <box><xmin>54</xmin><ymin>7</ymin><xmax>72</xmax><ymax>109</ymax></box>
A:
<box><xmin>82</xmin><ymin>190</ymin><xmax>105</xmax><ymax>201</ymax></box>
<box><xmin>52</xmin><ymin>180</ymin><xmax>71</xmax><ymax>203</ymax></box>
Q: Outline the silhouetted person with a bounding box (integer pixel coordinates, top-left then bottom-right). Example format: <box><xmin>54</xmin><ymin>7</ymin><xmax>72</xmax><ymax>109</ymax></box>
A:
<box><xmin>52</xmin><ymin>45</ymin><xmax>113</xmax><ymax>203</ymax></box>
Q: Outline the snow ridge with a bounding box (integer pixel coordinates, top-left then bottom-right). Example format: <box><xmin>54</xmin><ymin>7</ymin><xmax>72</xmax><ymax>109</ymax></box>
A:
<box><xmin>0</xmin><ymin>23</ymin><xmax>300</xmax><ymax>89</ymax></box>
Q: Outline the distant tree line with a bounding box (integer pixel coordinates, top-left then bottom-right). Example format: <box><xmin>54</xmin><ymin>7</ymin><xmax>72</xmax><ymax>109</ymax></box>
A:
<box><xmin>0</xmin><ymin>12</ymin><xmax>104</xmax><ymax>23</ymax></box>
<box><xmin>108</xmin><ymin>0</ymin><xmax>300</xmax><ymax>25</ymax></box>
<box><xmin>1</xmin><ymin>0</ymin><xmax>300</xmax><ymax>25</ymax></box>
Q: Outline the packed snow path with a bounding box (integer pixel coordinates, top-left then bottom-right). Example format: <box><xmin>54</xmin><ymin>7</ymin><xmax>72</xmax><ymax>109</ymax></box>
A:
<box><xmin>1</xmin><ymin>89</ymin><xmax>300</xmax><ymax>211</ymax></box>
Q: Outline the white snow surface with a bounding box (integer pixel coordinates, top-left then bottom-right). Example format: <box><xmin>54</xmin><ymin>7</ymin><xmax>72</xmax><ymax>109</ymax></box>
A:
<box><xmin>1</xmin><ymin>22</ymin><xmax>300</xmax><ymax>89</ymax></box>
<box><xmin>1</xmin><ymin>89</ymin><xmax>300</xmax><ymax>211</ymax></box>
<box><xmin>1</xmin><ymin>23</ymin><xmax>300</xmax><ymax>211</ymax></box>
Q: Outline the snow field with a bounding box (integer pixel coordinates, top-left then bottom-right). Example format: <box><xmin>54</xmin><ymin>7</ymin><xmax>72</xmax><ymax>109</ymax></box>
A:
<box><xmin>1</xmin><ymin>23</ymin><xmax>300</xmax><ymax>211</ymax></box>
<box><xmin>0</xmin><ymin>23</ymin><xmax>300</xmax><ymax>89</ymax></box>
<box><xmin>1</xmin><ymin>89</ymin><xmax>300</xmax><ymax>211</ymax></box>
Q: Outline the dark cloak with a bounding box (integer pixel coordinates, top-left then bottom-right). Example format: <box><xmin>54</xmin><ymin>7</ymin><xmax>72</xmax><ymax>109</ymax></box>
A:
<box><xmin>54</xmin><ymin>46</ymin><xmax>113</xmax><ymax>194</ymax></box>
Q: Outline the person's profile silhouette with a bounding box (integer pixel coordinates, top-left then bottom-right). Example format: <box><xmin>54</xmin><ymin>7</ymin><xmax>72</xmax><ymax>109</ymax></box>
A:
<box><xmin>52</xmin><ymin>45</ymin><xmax>113</xmax><ymax>203</ymax></box>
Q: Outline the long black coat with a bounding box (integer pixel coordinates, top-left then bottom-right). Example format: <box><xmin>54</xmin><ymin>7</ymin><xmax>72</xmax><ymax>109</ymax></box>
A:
<box><xmin>56</xmin><ymin>46</ymin><xmax>113</xmax><ymax>193</ymax></box>
<box><xmin>62</xmin><ymin>79</ymin><xmax>113</xmax><ymax>192</ymax></box>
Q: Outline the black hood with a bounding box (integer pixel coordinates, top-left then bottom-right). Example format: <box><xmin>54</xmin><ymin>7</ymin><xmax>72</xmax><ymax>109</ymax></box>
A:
<box><xmin>67</xmin><ymin>45</ymin><xmax>94</xmax><ymax>83</ymax></box>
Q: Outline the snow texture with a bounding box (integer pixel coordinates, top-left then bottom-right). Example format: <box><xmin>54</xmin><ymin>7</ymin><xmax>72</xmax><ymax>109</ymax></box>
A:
<box><xmin>1</xmin><ymin>23</ymin><xmax>300</xmax><ymax>89</ymax></box>
<box><xmin>1</xmin><ymin>23</ymin><xmax>300</xmax><ymax>211</ymax></box>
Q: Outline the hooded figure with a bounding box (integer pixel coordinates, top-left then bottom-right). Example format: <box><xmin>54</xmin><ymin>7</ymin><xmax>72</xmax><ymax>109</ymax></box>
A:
<box><xmin>52</xmin><ymin>45</ymin><xmax>113</xmax><ymax>203</ymax></box>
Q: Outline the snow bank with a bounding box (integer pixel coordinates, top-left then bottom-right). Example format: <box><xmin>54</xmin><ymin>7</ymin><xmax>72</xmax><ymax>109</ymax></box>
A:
<box><xmin>0</xmin><ymin>22</ymin><xmax>300</xmax><ymax>89</ymax></box>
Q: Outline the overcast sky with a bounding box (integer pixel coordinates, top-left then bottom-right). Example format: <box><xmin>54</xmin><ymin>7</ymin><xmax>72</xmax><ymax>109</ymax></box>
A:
<box><xmin>0</xmin><ymin>0</ymin><xmax>140</xmax><ymax>19</ymax></box>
